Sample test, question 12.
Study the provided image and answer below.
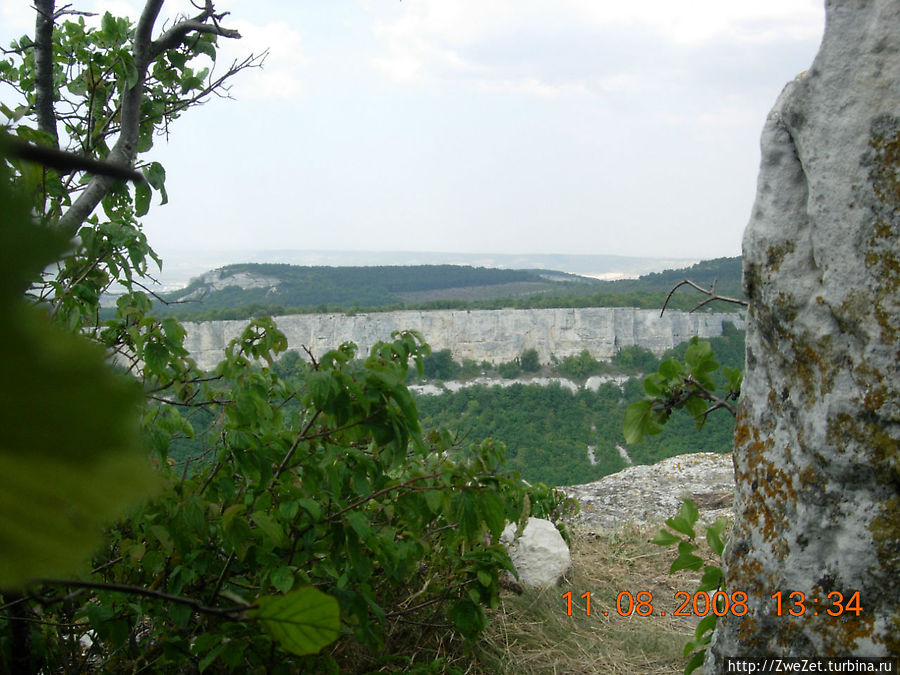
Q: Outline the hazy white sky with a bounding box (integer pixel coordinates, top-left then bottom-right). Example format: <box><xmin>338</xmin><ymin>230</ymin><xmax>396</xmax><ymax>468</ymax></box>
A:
<box><xmin>2</xmin><ymin>1</ymin><xmax>826</xmax><ymax>261</ymax></box>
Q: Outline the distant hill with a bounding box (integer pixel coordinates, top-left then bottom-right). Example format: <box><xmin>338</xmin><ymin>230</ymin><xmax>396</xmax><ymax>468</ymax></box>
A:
<box><xmin>154</xmin><ymin>257</ymin><xmax>743</xmax><ymax>321</ymax></box>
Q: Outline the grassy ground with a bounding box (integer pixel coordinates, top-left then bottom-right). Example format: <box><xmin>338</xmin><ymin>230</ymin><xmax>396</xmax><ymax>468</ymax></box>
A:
<box><xmin>466</xmin><ymin>521</ymin><xmax>717</xmax><ymax>675</ymax></box>
<box><xmin>341</xmin><ymin>520</ymin><xmax>720</xmax><ymax>673</ymax></box>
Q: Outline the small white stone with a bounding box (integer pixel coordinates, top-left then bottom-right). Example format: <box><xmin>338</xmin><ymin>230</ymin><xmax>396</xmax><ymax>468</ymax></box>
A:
<box><xmin>501</xmin><ymin>517</ymin><xmax>571</xmax><ymax>588</ymax></box>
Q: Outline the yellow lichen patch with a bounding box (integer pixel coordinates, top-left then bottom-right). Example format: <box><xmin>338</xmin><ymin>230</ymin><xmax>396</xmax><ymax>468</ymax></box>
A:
<box><xmin>863</xmin><ymin>385</ymin><xmax>887</xmax><ymax>412</ymax></box>
<box><xmin>807</xmin><ymin>609</ymin><xmax>875</xmax><ymax>656</ymax></box>
<box><xmin>766</xmin><ymin>241</ymin><xmax>797</xmax><ymax>273</ymax></box>
<box><xmin>872</xmin><ymin>304</ymin><xmax>898</xmax><ymax>345</ymax></box>
<box><xmin>868</xmin><ymin>127</ymin><xmax>900</xmax><ymax>209</ymax></box>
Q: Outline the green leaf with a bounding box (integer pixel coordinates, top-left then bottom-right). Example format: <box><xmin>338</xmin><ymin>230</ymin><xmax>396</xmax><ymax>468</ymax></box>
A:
<box><xmin>665</xmin><ymin>499</ymin><xmax>699</xmax><ymax>539</ymax></box>
<box><xmin>144</xmin><ymin>340</ymin><xmax>169</xmax><ymax>373</ymax></box>
<box><xmin>623</xmin><ymin>400</ymin><xmax>654</xmax><ymax>444</ymax></box>
<box><xmin>423</xmin><ymin>488</ymin><xmax>443</xmax><ymax>514</ymax></box>
<box><xmin>450</xmin><ymin>599</ymin><xmax>486</xmax><ymax>638</ymax></box>
<box><xmin>0</xmin><ymin>306</ymin><xmax>158</xmax><ymax>588</ymax></box>
<box><xmin>222</xmin><ymin>504</ymin><xmax>246</xmax><ymax>531</ymax></box>
<box><xmin>697</xmin><ymin>565</ymin><xmax>724</xmax><ymax>592</ymax></box>
<box><xmin>252</xmin><ymin>587</ymin><xmax>340</xmax><ymax>656</ymax></box>
<box><xmin>657</xmin><ymin>358</ymin><xmax>683</xmax><ymax>379</ymax></box>
<box><xmin>651</xmin><ymin>529</ymin><xmax>680</xmax><ymax>546</ymax></box>
<box><xmin>705</xmin><ymin>520</ymin><xmax>727</xmax><ymax>556</ymax></box>
<box><xmin>669</xmin><ymin>541</ymin><xmax>704</xmax><ymax>573</ymax></box>
<box><xmin>270</xmin><ymin>566</ymin><xmax>295</xmax><ymax>593</ymax></box>
<box><xmin>252</xmin><ymin>510</ymin><xmax>287</xmax><ymax>547</ymax></box>
<box><xmin>695</xmin><ymin>613</ymin><xmax>717</xmax><ymax>639</ymax></box>
<box><xmin>144</xmin><ymin>161</ymin><xmax>168</xmax><ymax>205</ymax></box>
<box><xmin>345</xmin><ymin>511</ymin><xmax>371</xmax><ymax>540</ymax></box>
<box><xmin>135</xmin><ymin>180</ymin><xmax>151</xmax><ymax>216</ymax></box>
<box><xmin>643</xmin><ymin>373</ymin><xmax>665</xmax><ymax>396</ymax></box>
<box><xmin>684</xmin><ymin>649</ymin><xmax>706</xmax><ymax>675</ymax></box>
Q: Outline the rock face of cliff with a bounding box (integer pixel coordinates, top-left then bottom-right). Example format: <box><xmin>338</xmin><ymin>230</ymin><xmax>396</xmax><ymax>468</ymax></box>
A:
<box><xmin>181</xmin><ymin>307</ymin><xmax>744</xmax><ymax>372</ymax></box>
<box><xmin>707</xmin><ymin>1</ymin><xmax>900</xmax><ymax>668</ymax></box>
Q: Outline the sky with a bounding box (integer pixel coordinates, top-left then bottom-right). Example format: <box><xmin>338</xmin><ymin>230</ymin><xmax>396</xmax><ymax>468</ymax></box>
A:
<box><xmin>2</xmin><ymin>0</ymin><xmax>826</xmax><ymax>268</ymax></box>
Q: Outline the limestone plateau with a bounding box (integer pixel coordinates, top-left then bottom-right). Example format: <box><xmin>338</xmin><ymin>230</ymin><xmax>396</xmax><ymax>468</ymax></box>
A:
<box><xmin>181</xmin><ymin>307</ymin><xmax>745</xmax><ymax>372</ymax></box>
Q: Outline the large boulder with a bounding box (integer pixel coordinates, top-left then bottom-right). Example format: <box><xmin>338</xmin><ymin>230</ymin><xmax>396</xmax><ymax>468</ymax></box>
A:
<box><xmin>501</xmin><ymin>517</ymin><xmax>571</xmax><ymax>588</ymax></box>
<box><xmin>707</xmin><ymin>0</ymin><xmax>900</xmax><ymax>669</ymax></box>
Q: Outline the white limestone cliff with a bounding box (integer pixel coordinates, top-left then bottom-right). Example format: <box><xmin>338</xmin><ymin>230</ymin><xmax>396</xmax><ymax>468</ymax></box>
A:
<box><xmin>181</xmin><ymin>307</ymin><xmax>744</xmax><ymax>372</ymax></box>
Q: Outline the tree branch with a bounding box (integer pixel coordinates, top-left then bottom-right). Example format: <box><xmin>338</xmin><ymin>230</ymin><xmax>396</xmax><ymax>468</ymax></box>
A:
<box><xmin>37</xmin><ymin>578</ymin><xmax>254</xmax><ymax>618</ymax></box>
<box><xmin>659</xmin><ymin>278</ymin><xmax>749</xmax><ymax>317</ymax></box>
<box><xmin>4</xmin><ymin>135</ymin><xmax>144</xmax><ymax>182</ymax></box>
<box><xmin>33</xmin><ymin>0</ymin><xmax>59</xmax><ymax>145</ymax></box>
<box><xmin>54</xmin><ymin>0</ymin><xmax>245</xmax><ymax>237</ymax></box>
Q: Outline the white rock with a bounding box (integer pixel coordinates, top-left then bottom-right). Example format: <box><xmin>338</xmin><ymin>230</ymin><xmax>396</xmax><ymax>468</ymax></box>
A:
<box><xmin>500</xmin><ymin>517</ymin><xmax>571</xmax><ymax>588</ymax></box>
<box><xmin>707</xmin><ymin>1</ymin><xmax>900</xmax><ymax>669</ymax></box>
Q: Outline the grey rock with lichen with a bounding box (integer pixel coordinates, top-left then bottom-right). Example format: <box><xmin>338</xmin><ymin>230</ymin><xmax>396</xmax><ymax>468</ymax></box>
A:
<box><xmin>706</xmin><ymin>0</ymin><xmax>900</xmax><ymax>669</ymax></box>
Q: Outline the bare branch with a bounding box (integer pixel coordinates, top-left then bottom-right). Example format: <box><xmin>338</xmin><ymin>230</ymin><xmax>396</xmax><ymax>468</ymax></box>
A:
<box><xmin>37</xmin><ymin>578</ymin><xmax>253</xmax><ymax>618</ymax></box>
<box><xmin>5</xmin><ymin>135</ymin><xmax>144</xmax><ymax>182</ymax></box>
<box><xmin>659</xmin><ymin>277</ymin><xmax>749</xmax><ymax>317</ymax></box>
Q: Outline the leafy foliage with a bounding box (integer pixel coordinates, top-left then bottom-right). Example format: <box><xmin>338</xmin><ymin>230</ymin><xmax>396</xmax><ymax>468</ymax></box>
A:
<box><xmin>623</xmin><ymin>337</ymin><xmax>742</xmax><ymax>445</ymax></box>
<box><xmin>0</xmin><ymin>148</ymin><xmax>156</xmax><ymax>588</ymax></box>
<box><xmin>1</xmin><ymin>6</ymin><xmax>570</xmax><ymax>672</ymax></box>
<box><xmin>652</xmin><ymin>500</ymin><xmax>729</xmax><ymax>675</ymax></box>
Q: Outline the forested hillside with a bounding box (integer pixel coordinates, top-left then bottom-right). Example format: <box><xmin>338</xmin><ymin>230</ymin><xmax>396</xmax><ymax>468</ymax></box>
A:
<box><xmin>409</xmin><ymin>323</ymin><xmax>744</xmax><ymax>486</ymax></box>
<box><xmin>156</xmin><ymin>257</ymin><xmax>743</xmax><ymax>321</ymax></box>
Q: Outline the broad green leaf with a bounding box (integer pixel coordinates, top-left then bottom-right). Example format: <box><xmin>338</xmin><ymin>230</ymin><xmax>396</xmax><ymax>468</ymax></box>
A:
<box><xmin>252</xmin><ymin>587</ymin><xmax>340</xmax><ymax>656</ymax></box>
<box><xmin>669</xmin><ymin>541</ymin><xmax>704</xmax><ymax>573</ymax></box>
<box><xmin>623</xmin><ymin>399</ymin><xmax>661</xmax><ymax>444</ymax></box>
<box><xmin>0</xmin><ymin>304</ymin><xmax>157</xmax><ymax>587</ymax></box>
<box><xmin>144</xmin><ymin>161</ymin><xmax>168</xmax><ymax>204</ymax></box>
<box><xmin>684</xmin><ymin>650</ymin><xmax>706</xmax><ymax>675</ymax></box>
<box><xmin>270</xmin><ymin>566</ymin><xmax>295</xmax><ymax>593</ymax></box>
<box><xmin>684</xmin><ymin>339</ymin><xmax>712</xmax><ymax>367</ymax></box>
<box><xmin>643</xmin><ymin>373</ymin><xmax>665</xmax><ymax>396</ymax></box>
<box><xmin>450</xmin><ymin>599</ymin><xmax>486</xmax><ymax>638</ymax></box>
<box><xmin>298</xmin><ymin>498</ymin><xmax>322</xmax><ymax>521</ymax></box>
<box><xmin>252</xmin><ymin>510</ymin><xmax>287</xmax><ymax>547</ymax></box>
<box><xmin>144</xmin><ymin>340</ymin><xmax>169</xmax><ymax>373</ymax></box>
<box><xmin>665</xmin><ymin>514</ymin><xmax>695</xmax><ymax>539</ymax></box>
<box><xmin>657</xmin><ymin>358</ymin><xmax>683</xmax><ymax>379</ymax></box>
<box><xmin>423</xmin><ymin>488</ymin><xmax>443</xmax><ymax>514</ymax></box>
<box><xmin>697</xmin><ymin>565</ymin><xmax>724</xmax><ymax>593</ymax></box>
<box><xmin>222</xmin><ymin>504</ymin><xmax>247</xmax><ymax>531</ymax></box>
<box><xmin>345</xmin><ymin>511</ymin><xmax>371</xmax><ymax>540</ymax></box>
<box><xmin>695</xmin><ymin>613</ymin><xmax>718</xmax><ymax>639</ymax></box>
<box><xmin>705</xmin><ymin>519</ymin><xmax>727</xmax><ymax>556</ymax></box>
<box><xmin>678</xmin><ymin>499</ymin><xmax>700</xmax><ymax>526</ymax></box>
<box><xmin>651</xmin><ymin>529</ymin><xmax>680</xmax><ymax>546</ymax></box>
<box><xmin>135</xmin><ymin>179</ymin><xmax>151</xmax><ymax>216</ymax></box>
<box><xmin>478</xmin><ymin>490</ymin><xmax>507</xmax><ymax>539</ymax></box>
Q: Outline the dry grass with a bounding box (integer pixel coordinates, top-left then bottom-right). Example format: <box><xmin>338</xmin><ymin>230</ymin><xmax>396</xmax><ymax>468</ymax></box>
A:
<box><xmin>339</xmin><ymin>520</ymin><xmax>719</xmax><ymax>674</ymax></box>
<box><xmin>466</xmin><ymin>521</ymin><xmax>716</xmax><ymax>675</ymax></box>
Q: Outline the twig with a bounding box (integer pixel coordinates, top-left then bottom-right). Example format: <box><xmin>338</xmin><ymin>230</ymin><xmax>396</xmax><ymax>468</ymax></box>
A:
<box><xmin>37</xmin><ymin>579</ymin><xmax>254</xmax><ymax>618</ymax></box>
<box><xmin>660</xmin><ymin>278</ymin><xmax>749</xmax><ymax>317</ymax></box>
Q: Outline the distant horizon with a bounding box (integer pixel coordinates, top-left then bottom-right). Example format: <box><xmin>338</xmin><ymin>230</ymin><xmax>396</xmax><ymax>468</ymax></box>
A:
<box><xmin>147</xmin><ymin>248</ymin><xmax>722</xmax><ymax>292</ymax></box>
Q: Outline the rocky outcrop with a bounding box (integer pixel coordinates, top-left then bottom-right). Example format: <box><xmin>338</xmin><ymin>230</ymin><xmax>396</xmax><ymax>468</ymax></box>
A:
<box><xmin>179</xmin><ymin>268</ymin><xmax>282</xmax><ymax>301</ymax></box>
<box><xmin>565</xmin><ymin>452</ymin><xmax>734</xmax><ymax>531</ymax></box>
<box><xmin>182</xmin><ymin>307</ymin><xmax>743</xmax><ymax>372</ymax></box>
<box><xmin>707</xmin><ymin>1</ymin><xmax>900</xmax><ymax>669</ymax></box>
